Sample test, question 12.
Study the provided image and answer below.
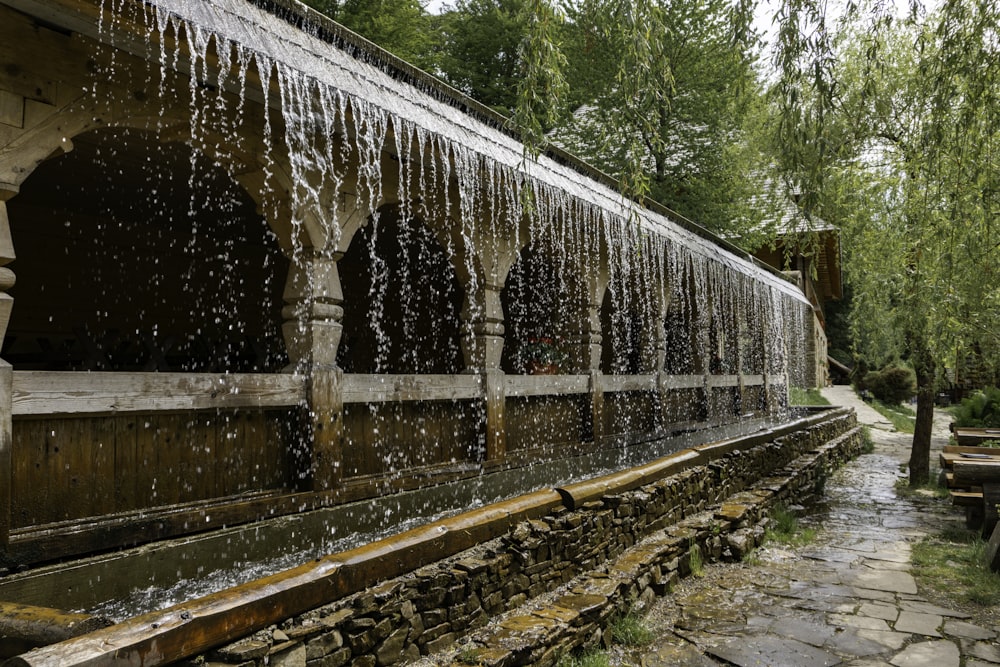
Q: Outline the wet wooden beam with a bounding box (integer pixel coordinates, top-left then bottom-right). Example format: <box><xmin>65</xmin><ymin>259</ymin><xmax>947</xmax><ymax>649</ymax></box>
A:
<box><xmin>4</xmin><ymin>490</ymin><xmax>330</xmax><ymax>569</ymax></box>
<box><xmin>0</xmin><ymin>601</ymin><xmax>111</xmax><ymax>658</ymax></box>
<box><xmin>341</xmin><ymin>373</ymin><xmax>481</xmax><ymax>403</ymax></box>
<box><xmin>11</xmin><ymin>372</ymin><xmax>306</xmax><ymax>415</ymax></box>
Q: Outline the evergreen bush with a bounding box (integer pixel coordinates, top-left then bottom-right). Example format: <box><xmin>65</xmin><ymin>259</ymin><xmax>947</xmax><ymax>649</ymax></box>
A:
<box><xmin>951</xmin><ymin>387</ymin><xmax>1000</xmax><ymax>428</ymax></box>
<box><xmin>863</xmin><ymin>366</ymin><xmax>916</xmax><ymax>405</ymax></box>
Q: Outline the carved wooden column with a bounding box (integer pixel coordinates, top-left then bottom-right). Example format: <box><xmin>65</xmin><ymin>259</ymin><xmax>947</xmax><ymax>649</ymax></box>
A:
<box><xmin>282</xmin><ymin>250</ymin><xmax>344</xmax><ymax>492</ymax></box>
<box><xmin>572</xmin><ymin>296</ymin><xmax>604</xmax><ymax>446</ymax></box>
<box><xmin>461</xmin><ymin>282</ymin><xmax>506</xmax><ymax>464</ymax></box>
<box><xmin>0</xmin><ymin>187</ymin><xmax>16</xmax><ymax>547</ymax></box>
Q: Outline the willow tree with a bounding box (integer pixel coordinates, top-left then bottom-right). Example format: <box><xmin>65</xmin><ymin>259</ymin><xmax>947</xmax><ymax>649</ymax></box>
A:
<box><xmin>783</xmin><ymin>3</ymin><xmax>1000</xmax><ymax>484</ymax></box>
<box><xmin>545</xmin><ymin>0</ymin><xmax>763</xmax><ymax>232</ymax></box>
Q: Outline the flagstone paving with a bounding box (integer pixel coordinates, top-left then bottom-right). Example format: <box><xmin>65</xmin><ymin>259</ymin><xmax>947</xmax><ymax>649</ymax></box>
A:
<box><xmin>628</xmin><ymin>387</ymin><xmax>1000</xmax><ymax>667</ymax></box>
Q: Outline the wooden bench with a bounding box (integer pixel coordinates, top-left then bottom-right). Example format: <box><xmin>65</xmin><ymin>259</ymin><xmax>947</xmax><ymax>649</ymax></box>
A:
<box><xmin>939</xmin><ymin>445</ymin><xmax>1000</xmax><ymax>534</ymax></box>
<box><xmin>952</xmin><ymin>427</ymin><xmax>1000</xmax><ymax>447</ymax></box>
<box><xmin>952</xmin><ymin>459</ymin><xmax>1000</xmax><ymax>537</ymax></box>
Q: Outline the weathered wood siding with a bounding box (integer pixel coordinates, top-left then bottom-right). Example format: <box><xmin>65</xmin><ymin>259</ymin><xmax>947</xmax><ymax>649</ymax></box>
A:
<box><xmin>341</xmin><ymin>400</ymin><xmax>481</xmax><ymax>480</ymax></box>
<box><xmin>11</xmin><ymin>409</ymin><xmax>302</xmax><ymax>528</ymax></box>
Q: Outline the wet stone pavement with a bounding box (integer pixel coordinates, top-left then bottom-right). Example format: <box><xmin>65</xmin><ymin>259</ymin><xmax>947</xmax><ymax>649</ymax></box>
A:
<box><xmin>622</xmin><ymin>388</ymin><xmax>1000</xmax><ymax>667</ymax></box>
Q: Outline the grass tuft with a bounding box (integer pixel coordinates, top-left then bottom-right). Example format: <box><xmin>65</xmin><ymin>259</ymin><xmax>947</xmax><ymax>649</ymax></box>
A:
<box><xmin>860</xmin><ymin>425</ymin><xmax>875</xmax><ymax>454</ymax></box>
<box><xmin>557</xmin><ymin>649</ymin><xmax>611</xmax><ymax>667</ymax></box>
<box><xmin>911</xmin><ymin>529</ymin><xmax>1000</xmax><ymax>606</ymax></box>
<box><xmin>688</xmin><ymin>544</ymin><xmax>705</xmax><ymax>578</ymax></box>
<box><xmin>764</xmin><ymin>505</ymin><xmax>817</xmax><ymax>547</ymax></box>
<box><xmin>869</xmin><ymin>399</ymin><xmax>916</xmax><ymax>433</ymax></box>
<box><xmin>610</xmin><ymin>611</ymin><xmax>655</xmax><ymax>646</ymax></box>
<box><xmin>790</xmin><ymin>387</ymin><xmax>831</xmax><ymax>406</ymax></box>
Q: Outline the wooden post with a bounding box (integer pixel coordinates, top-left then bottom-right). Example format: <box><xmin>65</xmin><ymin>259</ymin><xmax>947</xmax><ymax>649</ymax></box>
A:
<box><xmin>483</xmin><ymin>369</ymin><xmax>505</xmax><ymax>463</ymax></box>
<box><xmin>0</xmin><ymin>360</ymin><xmax>10</xmax><ymax>550</ymax></box>
<box><xmin>0</xmin><ymin>188</ymin><xmax>16</xmax><ymax>549</ymax></box>
<box><xmin>589</xmin><ymin>371</ymin><xmax>604</xmax><ymax>445</ymax></box>
<box><xmin>577</xmin><ymin>298</ymin><xmax>604</xmax><ymax>444</ymax></box>
<box><xmin>282</xmin><ymin>251</ymin><xmax>344</xmax><ymax>491</ymax></box>
<box><xmin>461</xmin><ymin>283</ymin><xmax>506</xmax><ymax>464</ymax></box>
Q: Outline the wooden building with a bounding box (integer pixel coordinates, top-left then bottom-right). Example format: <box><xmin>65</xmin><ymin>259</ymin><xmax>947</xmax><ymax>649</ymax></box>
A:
<box><xmin>0</xmin><ymin>0</ymin><xmax>814</xmax><ymax>569</ymax></box>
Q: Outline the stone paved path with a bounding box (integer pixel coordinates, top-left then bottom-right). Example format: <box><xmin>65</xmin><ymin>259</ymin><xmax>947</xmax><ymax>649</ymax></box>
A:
<box><xmin>628</xmin><ymin>388</ymin><xmax>1000</xmax><ymax>667</ymax></box>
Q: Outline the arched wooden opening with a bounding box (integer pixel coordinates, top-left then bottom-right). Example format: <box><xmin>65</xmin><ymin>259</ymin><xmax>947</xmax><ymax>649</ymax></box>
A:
<box><xmin>2</xmin><ymin>126</ymin><xmax>303</xmax><ymax>543</ymax></box>
<box><xmin>500</xmin><ymin>244</ymin><xmax>579</xmax><ymax>375</ymax></box>
<box><xmin>500</xmin><ymin>242</ymin><xmax>588</xmax><ymax>457</ymax></box>
<box><xmin>337</xmin><ymin>205</ymin><xmax>464</xmax><ymax>374</ymax></box>
<box><xmin>3</xmin><ymin>127</ymin><xmax>288</xmax><ymax>372</ymax></box>
<box><xmin>599</xmin><ymin>289</ymin><xmax>644</xmax><ymax>375</ymax></box>
<box><xmin>336</xmin><ymin>205</ymin><xmax>475</xmax><ymax>486</ymax></box>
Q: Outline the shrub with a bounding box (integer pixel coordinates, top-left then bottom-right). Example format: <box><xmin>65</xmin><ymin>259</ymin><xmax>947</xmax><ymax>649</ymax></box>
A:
<box><xmin>863</xmin><ymin>366</ymin><xmax>916</xmax><ymax>405</ymax></box>
<box><xmin>952</xmin><ymin>387</ymin><xmax>1000</xmax><ymax>428</ymax></box>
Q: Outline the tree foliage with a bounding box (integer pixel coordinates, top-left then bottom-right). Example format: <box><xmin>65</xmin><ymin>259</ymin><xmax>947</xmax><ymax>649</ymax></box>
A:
<box><xmin>546</xmin><ymin>0</ymin><xmax>766</xmax><ymax>234</ymax></box>
<box><xmin>435</xmin><ymin>0</ymin><xmax>531</xmax><ymax>115</ymax></box>
<box><xmin>300</xmin><ymin>0</ymin><xmax>441</xmax><ymax>71</ymax></box>
<box><xmin>777</xmin><ymin>1</ymin><xmax>1000</xmax><ymax>483</ymax></box>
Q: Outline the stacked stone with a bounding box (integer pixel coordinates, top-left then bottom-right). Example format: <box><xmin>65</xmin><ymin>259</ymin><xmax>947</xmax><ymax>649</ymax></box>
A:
<box><xmin>201</xmin><ymin>414</ymin><xmax>864</xmax><ymax>667</ymax></box>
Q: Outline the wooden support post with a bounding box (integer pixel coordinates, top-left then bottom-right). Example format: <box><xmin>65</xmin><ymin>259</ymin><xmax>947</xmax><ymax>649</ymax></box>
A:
<box><xmin>589</xmin><ymin>371</ymin><xmax>604</xmax><ymax>446</ymax></box>
<box><xmin>282</xmin><ymin>252</ymin><xmax>344</xmax><ymax>492</ymax></box>
<box><xmin>987</xmin><ymin>521</ymin><xmax>1000</xmax><ymax>573</ymax></box>
<box><xmin>307</xmin><ymin>366</ymin><xmax>343</xmax><ymax>491</ymax></box>
<box><xmin>647</xmin><ymin>316</ymin><xmax>668</xmax><ymax>431</ymax></box>
<box><xmin>483</xmin><ymin>369</ymin><xmax>505</xmax><ymax>463</ymax></box>
<box><xmin>0</xmin><ymin>188</ymin><xmax>16</xmax><ymax>549</ymax></box>
<box><xmin>0</xmin><ymin>361</ymin><xmax>10</xmax><ymax>550</ymax></box>
<box><xmin>461</xmin><ymin>283</ymin><xmax>506</xmax><ymax>465</ymax></box>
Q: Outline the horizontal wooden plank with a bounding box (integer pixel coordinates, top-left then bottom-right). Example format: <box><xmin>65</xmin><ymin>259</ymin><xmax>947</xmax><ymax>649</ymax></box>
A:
<box><xmin>599</xmin><ymin>374</ymin><xmax>657</xmax><ymax>393</ymax></box>
<box><xmin>742</xmin><ymin>374</ymin><xmax>765</xmax><ymax>387</ymax></box>
<box><xmin>706</xmin><ymin>374</ymin><xmax>741</xmax><ymax>388</ymax></box>
<box><xmin>953</xmin><ymin>460</ymin><xmax>1000</xmax><ymax>486</ymax></box>
<box><xmin>659</xmin><ymin>374</ymin><xmax>704</xmax><ymax>390</ymax></box>
<box><xmin>342</xmin><ymin>374</ymin><xmax>482</xmax><ymax>403</ymax></box>
<box><xmin>12</xmin><ymin>372</ymin><xmax>306</xmax><ymax>415</ymax></box>
<box><xmin>950</xmin><ymin>490</ymin><xmax>984</xmax><ymax>507</ymax></box>
<box><xmin>953</xmin><ymin>428</ymin><xmax>1000</xmax><ymax>446</ymax></box>
<box><xmin>504</xmin><ymin>374</ymin><xmax>590</xmax><ymax>397</ymax></box>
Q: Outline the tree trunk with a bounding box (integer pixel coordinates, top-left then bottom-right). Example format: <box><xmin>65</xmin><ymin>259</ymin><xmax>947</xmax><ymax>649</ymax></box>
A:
<box><xmin>908</xmin><ymin>356</ymin><xmax>936</xmax><ymax>486</ymax></box>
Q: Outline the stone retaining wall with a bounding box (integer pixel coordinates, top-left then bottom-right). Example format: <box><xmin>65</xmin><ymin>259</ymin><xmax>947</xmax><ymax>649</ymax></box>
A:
<box><xmin>201</xmin><ymin>411</ymin><xmax>864</xmax><ymax>667</ymax></box>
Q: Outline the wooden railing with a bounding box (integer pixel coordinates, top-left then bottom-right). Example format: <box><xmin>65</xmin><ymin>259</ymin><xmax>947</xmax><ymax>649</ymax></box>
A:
<box><xmin>11</xmin><ymin>371</ymin><xmax>307</xmax><ymax>415</ymax></box>
<box><xmin>1</xmin><ymin>369</ymin><xmax>786</xmax><ymax>566</ymax></box>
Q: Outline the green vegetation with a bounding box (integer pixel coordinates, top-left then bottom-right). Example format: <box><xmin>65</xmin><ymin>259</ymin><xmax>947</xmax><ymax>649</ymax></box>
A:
<box><xmin>860</xmin><ymin>426</ymin><xmax>875</xmax><ymax>454</ymax></box>
<box><xmin>912</xmin><ymin>529</ymin><xmax>1000</xmax><ymax>606</ymax></box>
<box><xmin>892</xmin><ymin>476</ymin><xmax>949</xmax><ymax>500</ymax></box>
<box><xmin>557</xmin><ymin>649</ymin><xmax>611</xmax><ymax>667</ymax></box>
<box><xmin>951</xmin><ymin>388</ymin><xmax>1000</xmax><ymax>429</ymax></box>
<box><xmin>861</xmin><ymin>366</ymin><xmax>916</xmax><ymax>406</ymax></box>
<box><xmin>688</xmin><ymin>544</ymin><xmax>705</xmax><ymax>578</ymax></box>
<box><xmin>764</xmin><ymin>505</ymin><xmax>817</xmax><ymax>547</ymax></box>
<box><xmin>789</xmin><ymin>387</ymin><xmax>830</xmax><ymax>406</ymax></box>
<box><xmin>610</xmin><ymin>611</ymin><xmax>655</xmax><ymax>647</ymax></box>
<box><xmin>870</xmin><ymin>400</ymin><xmax>916</xmax><ymax>434</ymax></box>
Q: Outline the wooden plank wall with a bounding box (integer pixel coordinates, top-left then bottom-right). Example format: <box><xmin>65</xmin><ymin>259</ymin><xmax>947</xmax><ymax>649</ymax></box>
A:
<box><xmin>341</xmin><ymin>400</ymin><xmax>482</xmax><ymax>479</ymax></box>
<box><xmin>504</xmin><ymin>395</ymin><xmax>587</xmax><ymax>457</ymax></box>
<box><xmin>602</xmin><ymin>390</ymin><xmax>658</xmax><ymax>442</ymax></box>
<box><xmin>10</xmin><ymin>410</ymin><xmax>299</xmax><ymax>528</ymax></box>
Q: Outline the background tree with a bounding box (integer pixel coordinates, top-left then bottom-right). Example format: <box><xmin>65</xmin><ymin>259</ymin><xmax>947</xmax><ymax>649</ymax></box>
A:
<box><xmin>783</xmin><ymin>3</ymin><xmax>1000</xmax><ymax>485</ymax></box>
<box><xmin>547</xmin><ymin>0</ymin><xmax>766</xmax><ymax>235</ymax></box>
<box><xmin>300</xmin><ymin>0</ymin><xmax>441</xmax><ymax>72</ymax></box>
<box><xmin>435</xmin><ymin>0</ymin><xmax>531</xmax><ymax>115</ymax></box>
